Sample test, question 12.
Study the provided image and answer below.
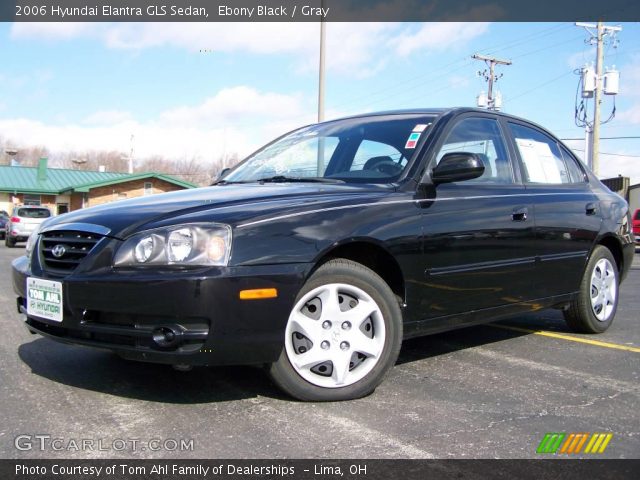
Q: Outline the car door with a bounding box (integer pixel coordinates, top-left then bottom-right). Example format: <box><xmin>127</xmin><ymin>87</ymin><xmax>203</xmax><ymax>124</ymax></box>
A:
<box><xmin>417</xmin><ymin>114</ymin><xmax>537</xmax><ymax>319</ymax></box>
<box><xmin>506</xmin><ymin>121</ymin><xmax>601</xmax><ymax>298</ymax></box>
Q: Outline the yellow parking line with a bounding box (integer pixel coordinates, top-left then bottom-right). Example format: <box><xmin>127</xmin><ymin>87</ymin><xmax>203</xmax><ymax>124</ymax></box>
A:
<box><xmin>489</xmin><ymin>324</ymin><xmax>640</xmax><ymax>353</ymax></box>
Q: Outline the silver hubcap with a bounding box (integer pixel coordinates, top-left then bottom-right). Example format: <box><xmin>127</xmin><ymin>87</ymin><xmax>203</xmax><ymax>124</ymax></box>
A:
<box><xmin>285</xmin><ymin>283</ymin><xmax>386</xmax><ymax>388</ymax></box>
<box><xmin>590</xmin><ymin>258</ymin><xmax>617</xmax><ymax>322</ymax></box>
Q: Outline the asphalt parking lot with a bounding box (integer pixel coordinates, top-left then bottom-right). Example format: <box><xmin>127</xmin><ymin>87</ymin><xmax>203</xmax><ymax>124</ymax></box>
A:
<box><xmin>0</xmin><ymin>244</ymin><xmax>638</xmax><ymax>459</ymax></box>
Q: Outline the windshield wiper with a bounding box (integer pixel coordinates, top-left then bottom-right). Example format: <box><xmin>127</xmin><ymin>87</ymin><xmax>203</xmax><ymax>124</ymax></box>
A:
<box><xmin>255</xmin><ymin>175</ymin><xmax>344</xmax><ymax>184</ymax></box>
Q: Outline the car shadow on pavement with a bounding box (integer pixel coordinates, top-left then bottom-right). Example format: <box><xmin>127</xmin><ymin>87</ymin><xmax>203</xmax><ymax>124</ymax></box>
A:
<box><xmin>18</xmin><ymin>311</ymin><xmax>569</xmax><ymax>402</ymax></box>
<box><xmin>397</xmin><ymin>310</ymin><xmax>570</xmax><ymax>366</ymax></box>
<box><xmin>18</xmin><ymin>338</ymin><xmax>288</xmax><ymax>404</ymax></box>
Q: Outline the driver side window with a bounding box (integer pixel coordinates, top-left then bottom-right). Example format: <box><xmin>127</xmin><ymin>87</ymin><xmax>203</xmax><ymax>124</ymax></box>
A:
<box><xmin>435</xmin><ymin>117</ymin><xmax>513</xmax><ymax>184</ymax></box>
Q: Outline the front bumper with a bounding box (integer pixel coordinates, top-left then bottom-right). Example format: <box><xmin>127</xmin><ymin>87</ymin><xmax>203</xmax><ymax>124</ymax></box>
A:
<box><xmin>13</xmin><ymin>255</ymin><xmax>310</xmax><ymax>366</ymax></box>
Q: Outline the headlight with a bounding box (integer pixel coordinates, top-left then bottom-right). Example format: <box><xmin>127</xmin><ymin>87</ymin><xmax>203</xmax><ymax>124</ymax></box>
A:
<box><xmin>25</xmin><ymin>230</ymin><xmax>39</xmax><ymax>259</ymax></box>
<box><xmin>114</xmin><ymin>223</ymin><xmax>232</xmax><ymax>267</ymax></box>
<box><xmin>134</xmin><ymin>236</ymin><xmax>155</xmax><ymax>263</ymax></box>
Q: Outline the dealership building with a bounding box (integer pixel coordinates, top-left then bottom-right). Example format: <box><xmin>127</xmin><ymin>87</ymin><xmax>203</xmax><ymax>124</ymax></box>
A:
<box><xmin>0</xmin><ymin>158</ymin><xmax>195</xmax><ymax>215</ymax></box>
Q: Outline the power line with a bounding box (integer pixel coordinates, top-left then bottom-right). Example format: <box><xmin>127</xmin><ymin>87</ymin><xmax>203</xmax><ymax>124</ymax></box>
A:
<box><xmin>323</xmin><ymin>23</ymin><xmax>574</xmax><ymax>115</ymax></box>
<box><xmin>571</xmin><ymin>148</ymin><xmax>640</xmax><ymax>158</ymax></box>
<box><xmin>504</xmin><ymin>70</ymin><xmax>574</xmax><ymax>103</ymax></box>
<box><xmin>478</xmin><ymin>23</ymin><xmax>572</xmax><ymax>57</ymax></box>
<box><xmin>561</xmin><ymin>136</ymin><xmax>640</xmax><ymax>141</ymax></box>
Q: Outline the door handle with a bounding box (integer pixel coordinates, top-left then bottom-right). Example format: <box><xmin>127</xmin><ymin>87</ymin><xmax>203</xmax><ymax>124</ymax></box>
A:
<box><xmin>512</xmin><ymin>207</ymin><xmax>528</xmax><ymax>222</ymax></box>
<box><xmin>585</xmin><ymin>203</ymin><xmax>598</xmax><ymax>215</ymax></box>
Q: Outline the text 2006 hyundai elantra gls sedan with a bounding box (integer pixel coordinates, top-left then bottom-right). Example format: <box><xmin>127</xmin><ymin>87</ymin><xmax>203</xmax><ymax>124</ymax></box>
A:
<box><xmin>12</xmin><ymin>108</ymin><xmax>634</xmax><ymax>401</ymax></box>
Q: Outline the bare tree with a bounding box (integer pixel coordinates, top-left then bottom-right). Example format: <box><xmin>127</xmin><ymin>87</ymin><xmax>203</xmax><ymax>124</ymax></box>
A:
<box><xmin>0</xmin><ymin>134</ymin><xmax>244</xmax><ymax>187</ymax></box>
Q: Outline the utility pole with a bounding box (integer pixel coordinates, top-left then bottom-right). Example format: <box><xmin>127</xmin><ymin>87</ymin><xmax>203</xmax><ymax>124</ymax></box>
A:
<box><xmin>472</xmin><ymin>54</ymin><xmax>511</xmax><ymax>110</ymax></box>
<box><xmin>576</xmin><ymin>22</ymin><xmax>622</xmax><ymax>175</ymax></box>
<box><xmin>592</xmin><ymin>22</ymin><xmax>604</xmax><ymax>176</ymax></box>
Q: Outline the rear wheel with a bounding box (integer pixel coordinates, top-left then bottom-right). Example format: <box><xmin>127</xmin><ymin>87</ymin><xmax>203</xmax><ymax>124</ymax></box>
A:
<box><xmin>269</xmin><ymin>259</ymin><xmax>402</xmax><ymax>401</ymax></box>
<box><xmin>564</xmin><ymin>245</ymin><xmax>619</xmax><ymax>333</ymax></box>
<box><xmin>5</xmin><ymin>236</ymin><xmax>15</xmax><ymax>248</ymax></box>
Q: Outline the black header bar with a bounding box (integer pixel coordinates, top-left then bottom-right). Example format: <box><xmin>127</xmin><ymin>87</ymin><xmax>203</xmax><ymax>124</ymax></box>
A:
<box><xmin>2</xmin><ymin>0</ymin><xmax>640</xmax><ymax>22</ymax></box>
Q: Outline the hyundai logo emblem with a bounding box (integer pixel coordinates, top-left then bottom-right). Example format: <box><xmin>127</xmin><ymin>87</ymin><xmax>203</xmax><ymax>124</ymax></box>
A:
<box><xmin>51</xmin><ymin>244</ymin><xmax>67</xmax><ymax>258</ymax></box>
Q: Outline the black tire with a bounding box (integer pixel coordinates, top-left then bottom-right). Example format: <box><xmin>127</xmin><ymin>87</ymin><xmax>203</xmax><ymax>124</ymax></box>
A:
<box><xmin>269</xmin><ymin>258</ymin><xmax>403</xmax><ymax>401</ymax></box>
<box><xmin>564</xmin><ymin>245</ymin><xmax>619</xmax><ymax>333</ymax></box>
<box><xmin>5</xmin><ymin>236</ymin><xmax>15</xmax><ymax>248</ymax></box>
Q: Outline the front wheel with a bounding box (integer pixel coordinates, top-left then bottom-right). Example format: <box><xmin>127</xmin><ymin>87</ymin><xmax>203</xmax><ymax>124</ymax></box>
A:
<box><xmin>564</xmin><ymin>245</ymin><xmax>619</xmax><ymax>333</ymax></box>
<box><xmin>269</xmin><ymin>259</ymin><xmax>402</xmax><ymax>401</ymax></box>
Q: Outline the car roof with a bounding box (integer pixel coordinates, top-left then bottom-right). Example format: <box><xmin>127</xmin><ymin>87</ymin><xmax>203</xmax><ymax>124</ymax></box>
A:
<box><xmin>328</xmin><ymin>107</ymin><xmax>531</xmax><ymax>123</ymax></box>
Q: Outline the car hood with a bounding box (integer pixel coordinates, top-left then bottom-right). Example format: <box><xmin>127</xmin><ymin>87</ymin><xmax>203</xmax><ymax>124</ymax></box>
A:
<box><xmin>42</xmin><ymin>183</ymin><xmax>392</xmax><ymax>238</ymax></box>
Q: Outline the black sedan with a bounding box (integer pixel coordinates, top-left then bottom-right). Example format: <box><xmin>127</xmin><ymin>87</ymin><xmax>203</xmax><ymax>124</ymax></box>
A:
<box><xmin>12</xmin><ymin>108</ymin><xmax>634</xmax><ymax>401</ymax></box>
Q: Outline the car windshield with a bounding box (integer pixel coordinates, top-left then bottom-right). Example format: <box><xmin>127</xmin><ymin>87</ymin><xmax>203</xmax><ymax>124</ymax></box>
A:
<box><xmin>223</xmin><ymin>114</ymin><xmax>436</xmax><ymax>184</ymax></box>
<box><xmin>17</xmin><ymin>208</ymin><xmax>51</xmax><ymax>218</ymax></box>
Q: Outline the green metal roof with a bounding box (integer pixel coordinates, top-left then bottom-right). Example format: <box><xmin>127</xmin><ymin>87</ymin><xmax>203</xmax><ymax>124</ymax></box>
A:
<box><xmin>0</xmin><ymin>165</ymin><xmax>195</xmax><ymax>194</ymax></box>
<box><xmin>69</xmin><ymin>172</ymin><xmax>196</xmax><ymax>192</ymax></box>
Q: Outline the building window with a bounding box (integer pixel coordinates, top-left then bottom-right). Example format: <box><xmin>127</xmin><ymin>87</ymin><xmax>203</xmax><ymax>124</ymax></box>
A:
<box><xmin>144</xmin><ymin>182</ymin><xmax>153</xmax><ymax>195</ymax></box>
<box><xmin>23</xmin><ymin>194</ymin><xmax>41</xmax><ymax>206</ymax></box>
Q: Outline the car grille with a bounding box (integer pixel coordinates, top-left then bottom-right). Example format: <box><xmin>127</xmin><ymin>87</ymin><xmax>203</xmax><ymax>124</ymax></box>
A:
<box><xmin>40</xmin><ymin>230</ymin><xmax>103</xmax><ymax>273</ymax></box>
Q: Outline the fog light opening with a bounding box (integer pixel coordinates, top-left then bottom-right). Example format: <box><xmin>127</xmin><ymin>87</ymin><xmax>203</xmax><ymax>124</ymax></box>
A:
<box><xmin>151</xmin><ymin>326</ymin><xmax>182</xmax><ymax>348</ymax></box>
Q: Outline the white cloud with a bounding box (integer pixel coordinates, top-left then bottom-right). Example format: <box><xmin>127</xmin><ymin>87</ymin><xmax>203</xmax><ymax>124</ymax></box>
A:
<box><xmin>597</xmin><ymin>153</ymin><xmax>640</xmax><ymax>185</ymax></box>
<box><xmin>392</xmin><ymin>22</ymin><xmax>490</xmax><ymax>57</ymax></box>
<box><xmin>616</xmin><ymin>55</ymin><xmax>640</xmax><ymax>125</ymax></box>
<box><xmin>159</xmin><ymin>86</ymin><xmax>304</xmax><ymax>126</ymax></box>
<box><xmin>0</xmin><ymin>87</ymin><xmax>314</xmax><ymax>162</ymax></box>
<box><xmin>11</xmin><ymin>22</ymin><xmax>490</xmax><ymax>79</ymax></box>
<box><xmin>83</xmin><ymin>110</ymin><xmax>133</xmax><ymax>125</ymax></box>
<box><xmin>567</xmin><ymin>47</ymin><xmax>596</xmax><ymax>70</ymax></box>
<box><xmin>448</xmin><ymin>74</ymin><xmax>471</xmax><ymax>89</ymax></box>
<box><xmin>11</xmin><ymin>22</ymin><xmax>95</xmax><ymax>40</ymax></box>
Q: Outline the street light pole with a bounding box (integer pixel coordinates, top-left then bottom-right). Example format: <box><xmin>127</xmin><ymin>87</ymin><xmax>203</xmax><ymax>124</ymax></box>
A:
<box><xmin>316</xmin><ymin>5</ymin><xmax>326</xmax><ymax>175</ymax></box>
<box><xmin>317</xmin><ymin>9</ymin><xmax>326</xmax><ymax>123</ymax></box>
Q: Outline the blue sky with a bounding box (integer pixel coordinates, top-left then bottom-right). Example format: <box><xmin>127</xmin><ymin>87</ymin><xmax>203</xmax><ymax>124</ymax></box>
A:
<box><xmin>1</xmin><ymin>21</ymin><xmax>639</xmax><ymax>181</ymax></box>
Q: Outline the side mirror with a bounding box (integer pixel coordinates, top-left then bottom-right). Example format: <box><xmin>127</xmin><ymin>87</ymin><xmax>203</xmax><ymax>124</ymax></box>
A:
<box><xmin>216</xmin><ymin>167</ymin><xmax>231</xmax><ymax>182</ymax></box>
<box><xmin>430</xmin><ymin>152</ymin><xmax>485</xmax><ymax>184</ymax></box>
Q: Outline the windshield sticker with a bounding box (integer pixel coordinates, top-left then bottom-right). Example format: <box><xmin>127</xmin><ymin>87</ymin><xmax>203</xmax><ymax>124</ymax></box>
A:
<box><xmin>405</xmin><ymin>132</ymin><xmax>421</xmax><ymax>149</ymax></box>
<box><xmin>412</xmin><ymin>124</ymin><xmax>430</xmax><ymax>133</ymax></box>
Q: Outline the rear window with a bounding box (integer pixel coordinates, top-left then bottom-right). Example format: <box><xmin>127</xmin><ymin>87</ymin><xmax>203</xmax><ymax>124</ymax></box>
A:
<box><xmin>16</xmin><ymin>208</ymin><xmax>51</xmax><ymax>219</ymax></box>
<box><xmin>634</xmin><ymin>210</ymin><xmax>640</xmax><ymax>221</ymax></box>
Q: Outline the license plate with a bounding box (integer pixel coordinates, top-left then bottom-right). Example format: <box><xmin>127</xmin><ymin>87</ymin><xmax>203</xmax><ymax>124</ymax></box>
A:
<box><xmin>26</xmin><ymin>277</ymin><xmax>63</xmax><ymax>322</ymax></box>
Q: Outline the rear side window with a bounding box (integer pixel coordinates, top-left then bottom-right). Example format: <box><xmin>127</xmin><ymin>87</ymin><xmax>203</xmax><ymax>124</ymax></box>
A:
<box><xmin>559</xmin><ymin>145</ymin><xmax>587</xmax><ymax>183</ymax></box>
<box><xmin>635</xmin><ymin>210</ymin><xmax>640</xmax><ymax>221</ymax></box>
<box><xmin>17</xmin><ymin>208</ymin><xmax>51</xmax><ymax>218</ymax></box>
<box><xmin>509</xmin><ymin>123</ymin><xmax>571</xmax><ymax>184</ymax></box>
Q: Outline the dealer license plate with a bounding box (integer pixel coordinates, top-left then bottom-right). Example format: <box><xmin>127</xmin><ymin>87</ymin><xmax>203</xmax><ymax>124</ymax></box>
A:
<box><xmin>26</xmin><ymin>277</ymin><xmax>63</xmax><ymax>322</ymax></box>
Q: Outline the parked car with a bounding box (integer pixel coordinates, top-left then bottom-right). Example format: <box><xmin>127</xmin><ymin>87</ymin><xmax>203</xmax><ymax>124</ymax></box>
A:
<box><xmin>0</xmin><ymin>210</ymin><xmax>9</xmax><ymax>240</ymax></box>
<box><xmin>5</xmin><ymin>206</ymin><xmax>52</xmax><ymax>248</ymax></box>
<box><xmin>12</xmin><ymin>108</ymin><xmax>634</xmax><ymax>401</ymax></box>
<box><xmin>633</xmin><ymin>209</ymin><xmax>640</xmax><ymax>245</ymax></box>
